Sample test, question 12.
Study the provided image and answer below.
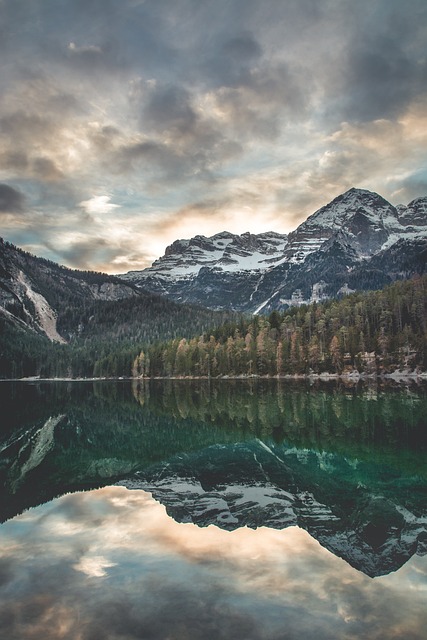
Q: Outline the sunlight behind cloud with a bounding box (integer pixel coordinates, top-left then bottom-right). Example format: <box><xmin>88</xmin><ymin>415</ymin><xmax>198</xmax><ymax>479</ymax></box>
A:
<box><xmin>79</xmin><ymin>195</ymin><xmax>121</xmax><ymax>215</ymax></box>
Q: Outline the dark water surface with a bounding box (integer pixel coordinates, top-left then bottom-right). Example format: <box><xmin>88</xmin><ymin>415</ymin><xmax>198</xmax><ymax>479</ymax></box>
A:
<box><xmin>0</xmin><ymin>379</ymin><xmax>426</xmax><ymax>639</ymax></box>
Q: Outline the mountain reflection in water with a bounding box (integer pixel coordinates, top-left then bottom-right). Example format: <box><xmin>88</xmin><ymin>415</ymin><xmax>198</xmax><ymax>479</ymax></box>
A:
<box><xmin>0</xmin><ymin>485</ymin><xmax>426</xmax><ymax>640</ymax></box>
<box><xmin>0</xmin><ymin>379</ymin><xmax>426</xmax><ymax>581</ymax></box>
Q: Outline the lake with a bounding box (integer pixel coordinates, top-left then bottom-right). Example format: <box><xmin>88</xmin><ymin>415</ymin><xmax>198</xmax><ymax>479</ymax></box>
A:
<box><xmin>0</xmin><ymin>379</ymin><xmax>426</xmax><ymax>639</ymax></box>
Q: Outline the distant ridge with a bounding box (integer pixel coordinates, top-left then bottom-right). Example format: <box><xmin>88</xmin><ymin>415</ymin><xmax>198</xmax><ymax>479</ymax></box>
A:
<box><xmin>121</xmin><ymin>188</ymin><xmax>427</xmax><ymax>313</ymax></box>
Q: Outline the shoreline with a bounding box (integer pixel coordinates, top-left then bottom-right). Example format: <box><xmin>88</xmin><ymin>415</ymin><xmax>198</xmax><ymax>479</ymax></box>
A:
<box><xmin>1</xmin><ymin>371</ymin><xmax>427</xmax><ymax>383</ymax></box>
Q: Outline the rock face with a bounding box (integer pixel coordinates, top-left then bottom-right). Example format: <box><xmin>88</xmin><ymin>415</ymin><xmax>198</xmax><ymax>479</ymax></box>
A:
<box><xmin>121</xmin><ymin>231</ymin><xmax>289</xmax><ymax>309</ymax></box>
<box><xmin>122</xmin><ymin>188</ymin><xmax>427</xmax><ymax>312</ymax></box>
<box><xmin>118</xmin><ymin>439</ymin><xmax>427</xmax><ymax>578</ymax></box>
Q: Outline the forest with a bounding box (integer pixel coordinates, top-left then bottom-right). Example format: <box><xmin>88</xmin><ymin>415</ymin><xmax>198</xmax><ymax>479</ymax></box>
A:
<box><xmin>0</xmin><ymin>238</ymin><xmax>237</xmax><ymax>378</ymax></box>
<box><xmin>0</xmin><ymin>295</ymin><xmax>236</xmax><ymax>379</ymax></box>
<box><xmin>134</xmin><ymin>276</ymin><xmax>427</xmax><ymax>378</ymax></box>
<box><xmin>0</xmin><ymin>275</ymin><xmax>425</xmax><ymax>379</ymax></box>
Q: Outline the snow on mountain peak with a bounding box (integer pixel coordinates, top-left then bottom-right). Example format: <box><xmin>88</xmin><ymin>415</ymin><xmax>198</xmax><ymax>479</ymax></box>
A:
<box><xmin>400</xmin><ymin>196</ymin><xmax>427</xmax><ymax>226</ymax></box>
<box><xmin>132</xmin><ymin>230</ymin><xmax>289</xmax><ymax>281</ymax></box>
<box><xmin>300</xmin><ymin>187</ymin><xmax>399</xmax><ymax>230</ymax></box>
<box><xmin>119</xmin><ymin>188</ymin><xmax>427</xmax><ymax>311</ymax></box>
<box><xmin>280</xmin><ymin>187</ymin><xmax>410</xmax><ymax>263</ymax></box>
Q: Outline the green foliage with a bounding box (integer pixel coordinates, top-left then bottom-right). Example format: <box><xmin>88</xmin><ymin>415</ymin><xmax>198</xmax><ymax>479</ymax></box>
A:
<box><xmin>135</xmin><ymin>276</ymin><xmax>427</xmax><ymax>377</ymax></box>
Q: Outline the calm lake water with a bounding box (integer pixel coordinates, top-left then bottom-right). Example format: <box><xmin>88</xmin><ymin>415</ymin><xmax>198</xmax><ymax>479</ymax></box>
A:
<box><xmin>0</xmin><ymin>379</ymin><xmax>426</xmax><ymax>639</ymax></box>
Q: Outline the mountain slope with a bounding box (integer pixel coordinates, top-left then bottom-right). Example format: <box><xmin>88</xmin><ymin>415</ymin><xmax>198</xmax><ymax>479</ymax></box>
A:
<box><xmin>0</xmin><ymin>239</ymin><xmax>138</xmax><ymax>341</ymax></box>
<box><xmin>0</xmin><ymin>240</ymin><xmax>236</xmax><ymax>378</ymax></box>
<box><xmin>122</xmin><ymin>188</ymin><xmax>427</xmax><ymax>312</ymax></box>
<box><xmin>135</xmin><ymin>276</ymin><xmax>427</xmax><ymax>378</ymax></box>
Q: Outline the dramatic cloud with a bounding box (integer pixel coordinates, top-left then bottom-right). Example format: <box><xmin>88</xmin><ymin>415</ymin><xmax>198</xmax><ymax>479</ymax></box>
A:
<box><xmin>0</xmin><ymin>183</ymin><xmax>25</xmax><ymax>212</ymax></box>
<box><xmin>0</xmin><ymin>0</ymin><xmax>426</xmax><ymax>271</ymax></box>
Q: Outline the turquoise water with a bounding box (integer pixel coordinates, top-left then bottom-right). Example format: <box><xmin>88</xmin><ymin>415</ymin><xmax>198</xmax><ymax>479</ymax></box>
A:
<box><xmin>0</xmin><ymin>380</ymin><xmax>426</xmax><ymax>638</ymax></box>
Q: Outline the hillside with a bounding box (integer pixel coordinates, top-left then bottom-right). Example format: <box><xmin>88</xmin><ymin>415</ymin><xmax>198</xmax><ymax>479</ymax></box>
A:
<box><xmin>0</xmin><ymin>240</ymin><xmax>236</xmax><ymax>378</ymax></box>
<box><xmin>134</xmin><ymin>276</ymin><xmax>427</xmax><ymax>378</ymax></box>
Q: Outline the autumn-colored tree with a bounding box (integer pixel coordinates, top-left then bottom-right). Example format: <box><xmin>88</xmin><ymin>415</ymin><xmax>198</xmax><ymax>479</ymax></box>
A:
<box><xmin>329</xmin><ymin>335</ymin><xmax>342</xmax><ymax>373</ymax></box>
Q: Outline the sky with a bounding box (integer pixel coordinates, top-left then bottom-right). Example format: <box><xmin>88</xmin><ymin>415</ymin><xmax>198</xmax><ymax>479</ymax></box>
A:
<box><xmin>0</xmin><ymin>0</ymin><xmax>426</xmax><ymax>273</ymax></box>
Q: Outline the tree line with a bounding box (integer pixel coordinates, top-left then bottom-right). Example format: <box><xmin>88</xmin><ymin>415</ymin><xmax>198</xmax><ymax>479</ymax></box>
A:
<box><xmin>133</xmin><ymin>276</ymin><xmax>427</xmax><ymax>378</ymax></box>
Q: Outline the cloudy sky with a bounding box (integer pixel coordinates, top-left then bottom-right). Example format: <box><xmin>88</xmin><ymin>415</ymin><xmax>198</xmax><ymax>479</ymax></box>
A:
<box><xmin>0</xmin><ymin>0</ymin><xmax>426</xmax><ymax>272</ymax></box>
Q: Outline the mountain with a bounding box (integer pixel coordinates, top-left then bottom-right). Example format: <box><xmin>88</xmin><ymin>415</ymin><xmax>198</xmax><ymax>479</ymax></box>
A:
<box><xmin>0</xmin><ymin>240</ymin><xmax>236</xmax><ymax>378</ymax></box>
<box><xmin>120</xmin><ymin>231</ymin><xmax>289</xmax><ymax>309</ymax></box>
<box><xmin>0</xmin><ymin>239</ymin><xmax>137</xmax><ymax>342</ymax></box>
<box><xmin>121</xmin><ymin>188</ymin><xmax>427</xmax><ymax>312</ymax></box>
<box><xmin>119</xmin><ymin>439</ymin><xmax>427</xmax><ymax>578</ymax></box>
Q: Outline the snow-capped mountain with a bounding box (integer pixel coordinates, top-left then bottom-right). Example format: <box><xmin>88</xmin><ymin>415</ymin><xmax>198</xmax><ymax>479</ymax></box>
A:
<box><xmin>118</xmin><ymin>439</ymin><xmax>427</xmax><ymax>578</ymax></box>
<box><xmin>283</xmin><ymin>188</ymin><xmax>402</xmax><ymax>261</ymax></box>
<box><xmin>122</xmin><ymin>188</ymin><xmax>427</xmax><ymax>312</ymax></box>
<box><xmin>145</xmin><ymin>231</ymin><xmax>288</xmax><ymax>279</ymax></box>
<box><xmin>120</xmin><ymin>231</ymin><xmax>289</xmax><ymax>307</ymax></box>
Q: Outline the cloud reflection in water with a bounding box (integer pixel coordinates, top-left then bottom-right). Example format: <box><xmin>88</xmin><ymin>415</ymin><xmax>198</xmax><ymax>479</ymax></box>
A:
<box><xmin>0</xmin><ymin>486</ymin><xmax>425</xmax><ymax>640</ymax></box>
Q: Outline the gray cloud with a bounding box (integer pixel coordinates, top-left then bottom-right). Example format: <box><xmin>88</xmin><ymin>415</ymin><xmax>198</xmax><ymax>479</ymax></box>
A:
<box><xmin>113</xmin><ymin>104</ymin><xmax>237</xmax><ymax>186</ymax></box>
<box><xmin>0</xmin><ymin>184</ymin><xmax>25</xmax><ymax>212</ymax></box>
<box><xmin>114</xmin><ymin>139</ymin><xmax>190</xmax><ymax>181</ymax></box>
<box><xmin>341</xmin><ymin>35</ymin><xmax>426</xmax><ymax>122</ymax></box>
<box><xmin>0</xmin><ymin>559</ymin><xmax>13</xmax><ymax>588</ymax></box>
<box><xmin>43</xmin><ymin>232</ymin><xmax>154</xmax><ymax>273</ymax></box>
<box><xmin>47</xmin><ymin>237</ymin><xmax>110</xmax><ymax>269</ymax></box>
<box><xmin>0</xmin><ymin>151</ymin><xmax>29</xmax><ymax>173</ymax></box>
<box><xmin>143</xmin><ymin>85</ymin><xmax>198</xmax><ymax>136</ymax></box>
<box><xmin>32</xmin><ymin>157</ymin><xmax>64</xmax><ymax>182</ymax></box>
<box><xmin>63</xmin><ymin>39</ymin><xmax>128</xmax><ymax>78</ymax></box>
<box><xmin>0</xmin><ymin>112</ymin><xmax>53</xmax><ymax>142</ymax></box>
<box><xmin>200</xmin><ymin>31</ymin><xmax>263</xmax><ymax>89</ymax></box>
<box><xmin>393</xmin><ymin>169</ymin><xmax>427</xmax><ymax>203</ymax></box>
<box><xmin>317</xmin><ymin>1</ymin><xmax>427</xmax><ymax>125</ymax></box>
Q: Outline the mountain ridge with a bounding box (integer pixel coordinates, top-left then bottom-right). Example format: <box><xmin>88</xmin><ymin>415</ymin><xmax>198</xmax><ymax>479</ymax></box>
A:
<box><xmin>121</xmin><ymin>188</ymin><xmax>427</xmax><ymax>312</ymax></box>
<box><xmin>1</xmin><ymin>186</ymin><xmax>426</xmax><ymax>360</ymax></box>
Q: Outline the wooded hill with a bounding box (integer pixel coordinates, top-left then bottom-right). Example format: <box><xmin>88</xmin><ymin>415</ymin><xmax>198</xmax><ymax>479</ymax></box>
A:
<box><xmin>134</xmin><ymin>276</ymin><xmax>427</xmax><ymax>378</ymax></box>
<box><xmin>57</xmin><ymin>294</ymin><xmax>235</xmax><ymax>377</ymax></box>
<box><xmin>0</xmin><ymin>240</ymin><xmax>236</xmax><ymax>378</ymax></box>
<box><xmin>0</xmin><ymin>294</ymin><xmax>236</xmax><ymax>379</ymax></box>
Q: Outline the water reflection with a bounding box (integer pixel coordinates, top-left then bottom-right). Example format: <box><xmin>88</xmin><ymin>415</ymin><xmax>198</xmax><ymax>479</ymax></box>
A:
<box><xmin>0</xmin><ymin>380</ymin><xmax>426</xmax><ymax>578</ymax></box>
<box><xmin>0</xmin><ymin>486</ymin><xmax>426</xmax><ymax>640</ymax></box>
